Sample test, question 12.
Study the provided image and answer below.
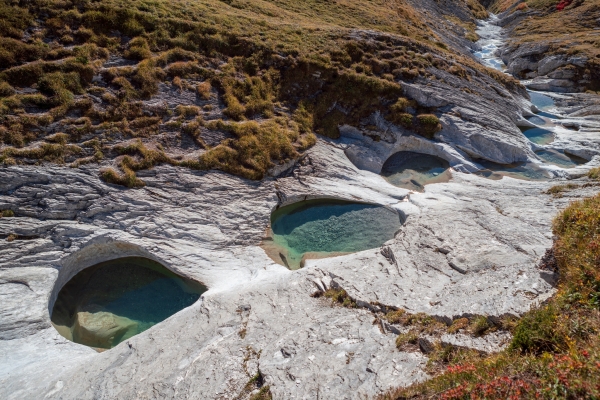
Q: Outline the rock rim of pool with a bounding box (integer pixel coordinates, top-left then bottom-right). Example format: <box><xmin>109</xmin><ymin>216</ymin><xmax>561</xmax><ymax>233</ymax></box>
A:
<box><xmin>262</xmin><ymin>198</ymin><xmax>403</xmax><ymax>270</ymax></box>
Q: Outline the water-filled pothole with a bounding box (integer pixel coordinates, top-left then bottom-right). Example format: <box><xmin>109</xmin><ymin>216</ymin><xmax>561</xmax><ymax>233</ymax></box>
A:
<box><xmin>51</xmin><ymin>257</ymin><xmax>206</xmax><ymax>350</ymax></box>
<box><xmin>536</xmin><ymin>149</ymin><xmax>587</xmax><ymax>168</ymax></box>
<box><xmin>381</xmin><ymin>151</ymin><xmax>452</xmax><ymax>191</ymax></box>
<box><xmin>528</xmin><ymin>91</ymin><xmax>555</xmax><ymax>112</ymax></box>
<box><xmin>527</xmin><ymin>115</ymin><xmax>555</xmax><ymax>127</ymax></box>
<box><xmin>475</xmin><ymin>159</ymin><xmax>552</xmax><ymax>181</ymax></box>
<box><xmin>262</xmin><ymin>200</ymin><xmax>402</xmax><ymax>270</ymax></box>
<box><xmin>520</xmin><ymin>126</ymin><xmax>555</xmax><ymax>145</ymax></box>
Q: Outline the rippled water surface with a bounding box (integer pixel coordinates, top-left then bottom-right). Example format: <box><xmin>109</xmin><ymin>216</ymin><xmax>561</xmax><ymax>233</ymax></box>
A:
<box><xmin>263</xmin><ymin>200</ymin><xmax>402</xmax><ymax>270</ymax></box>
<box><xmin>51</xmin><ymin>257</ymin><xmax>206</xmax><ymax>349</ymax></box>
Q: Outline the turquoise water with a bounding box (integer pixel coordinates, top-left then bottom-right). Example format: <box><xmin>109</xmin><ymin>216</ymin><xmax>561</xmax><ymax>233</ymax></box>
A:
<box><xmin>528</xmin><ymin>91</ymin><xmax>555</xmax><ymax>112</ymax></box>
<box><xmin>381</xmin><ymin>151</ymin><xmax>452</xmax><ymax>191</ymax></box>
<box><xmin>263</xmin><ymin>200</ymin><xmax>402</xmax><ymax>269</ymax></box>
<box><xmin>476</xmin><ymin>160</ymin><xmax>552</xmax><ymax>181</ymax></box>
<box><xmin>51</xmin><ymin>257</ymin><xmax>206</xmax><ymax>349</ymax></box>
<box><xmin>527</xmin><ymin>115</ymin><xmax>552</xmax><ymax>126</ymax></box>
<box><xmin>536</xmin><ymin>149</ymin><xmax>587</xmax><ymax>168</ymax></box>
<box><xmin>520</xmin><ymin>126</ymin><xmax>555</xmax><ymax>145</ymax></box>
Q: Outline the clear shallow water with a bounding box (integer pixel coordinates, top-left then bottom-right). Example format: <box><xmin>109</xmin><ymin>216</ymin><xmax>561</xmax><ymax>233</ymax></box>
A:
<box><xmin>51</xmin><ymin>257</ymin><xmax>206</xmax><ymax>349</ymax></box>
<box><xmin>520</xmin><ymin>126</ymin><xmax>555</xmax><ymax>145</ymax></box>
<box><xmin>528</xmin><ymin>91</ymin><xmax>555</xmax><ymax>112</ymax></box>
<box><xmin>536</xmin><ymin>149</ymin><xmax>587</xmax><ymax>168</ymax></box>
<box><xmin>472</xmin><ymin>16</ymin><xmax>589</xmax><ymax>176</ymax></box>
<box><xmin>475</xmin><ymin>159</ymin><xmax>552</xmax><ymax>181</ymax></box>
<box><xmin>381</xmin><ymin>151</ymin><xmax>452</xmax><ymax>191</ymax></box>
<box><xmin>263</xmin><ymin>200</ymin><xmax>402</xmax><ymax>270</ymax></box>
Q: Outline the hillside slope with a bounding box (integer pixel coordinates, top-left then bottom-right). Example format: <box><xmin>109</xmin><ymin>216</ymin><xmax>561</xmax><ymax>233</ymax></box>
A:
<box><xmin>0</xmin><ymin>0</ymin><xmax>526</xmax><ymax>186</ymax></box>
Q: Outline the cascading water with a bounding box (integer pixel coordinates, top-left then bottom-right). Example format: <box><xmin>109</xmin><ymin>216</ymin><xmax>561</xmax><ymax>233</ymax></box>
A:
<box><xmin>472</xmin><ymin>15</ymin><xmax>587</xmax><ymax>178</ymax></box>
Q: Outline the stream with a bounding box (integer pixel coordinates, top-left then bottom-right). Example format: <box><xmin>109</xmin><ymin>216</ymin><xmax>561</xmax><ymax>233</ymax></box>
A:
<box><xmin>473</xmin><ymin>15</ymin><xmax>590</xmax><ymax>177</ymax></box>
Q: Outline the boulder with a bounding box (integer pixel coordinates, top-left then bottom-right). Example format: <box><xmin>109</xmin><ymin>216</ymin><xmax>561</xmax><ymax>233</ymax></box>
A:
<box><xmin>72</xmin><ymin>311</ymin><xmax>138</xmax><ymax>349</ymax></box>
<box><xmin>537</xmin><ymin>55</ymin><xmax>568</xmax><ymax>76</ymax></box>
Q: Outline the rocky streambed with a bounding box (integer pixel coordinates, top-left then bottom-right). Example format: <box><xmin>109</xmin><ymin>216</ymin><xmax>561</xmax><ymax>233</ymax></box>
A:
<box><xmin>1</xmin><ymin>12</ymin><xmax>600</xmax><ymax>400</ymax></box>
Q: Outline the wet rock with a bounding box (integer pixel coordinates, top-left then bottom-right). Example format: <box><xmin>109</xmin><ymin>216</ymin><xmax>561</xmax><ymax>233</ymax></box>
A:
<box><xmin>72</xmin><ymin>311</ymin><xmax>138</xmax><ymax>349</ymax></box>
<box><xmin>0</xmin><ymin>140</ymin><xmax>578</xmax><ymax>399</ymax></box>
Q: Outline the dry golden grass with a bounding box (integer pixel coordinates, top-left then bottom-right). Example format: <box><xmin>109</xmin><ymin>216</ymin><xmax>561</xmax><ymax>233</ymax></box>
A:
<box><xmin>0</xmin><ymin>0</ymin><xmax>525</xmax><ymax>185</ymax></box>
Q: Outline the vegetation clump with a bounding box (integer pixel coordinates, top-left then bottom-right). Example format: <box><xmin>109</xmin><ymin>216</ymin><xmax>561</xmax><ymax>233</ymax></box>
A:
<box><xmin>546</xmin><ymin>183</ymin><xmax>579</xmax><ymax>197</ymax></box>
<box><xmin>0</xmin><ymin>210</ymin><xmax>14</xmax><ymax>217</ymax></box>
<box><xmin>316</xmin><ymin>288</ymin><xmax>357</xmax><ymax>308</ymax></box>
<box><xmin>415</xmin><ymin>114</ymin><xmax>442</xmax><ymax>139</ymax></box>
<box><xmin>588</xmin><ymin>167</ymin><xmax>600</xmax><ymax>180</ymax></box>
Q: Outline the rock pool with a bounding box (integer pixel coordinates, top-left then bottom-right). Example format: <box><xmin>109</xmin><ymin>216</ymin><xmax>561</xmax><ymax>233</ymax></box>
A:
<box><xmin>536</xmin><ymin>149</ymin><xmax>587</xmax><ymax>168</ymax></box>
<box><xmin>528</xmin><ymin>91</ymin><xmax>555</xmax><ymax>112</ymax></box>
<box><xmin>381</xmin><ymin>151</ymin><xmax>452</xmax><ymax>191</ymax></box>
<box><xmin>51</xmin><ymin>257</ymin><xmax>206</xmax><ymax>349</ymax></box>
<box><xmin>262</xmin><ymin>200</ymin><xmax>402</xmax><ymax>270</ymax></box>
<box><xmin>475</xmin><ymin>159</ymin><xmax>552</xmax><ymax>181</ymax></box>
<box><xmin>520</xmin><ymin>126</ymin><xmax>555</xmax><ymax>145</ymax></box>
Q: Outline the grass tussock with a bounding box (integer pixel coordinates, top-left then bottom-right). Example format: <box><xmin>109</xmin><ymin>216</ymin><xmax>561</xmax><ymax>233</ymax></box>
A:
<box><xmin>199</xmin><ymin>119</ymin><xmax>314</xmax><ymax>180</ymax></box>
<box><xmin>546</xmin><ymin>183</ymin><xmax>579</xmax><ymax>197</ymax></box>
<box><xmin>100</xmin><ymin>140</ymin><xmax>176</xmax><ymax>188</ymax></box>
<box><xmin>588</xmin><ymin>167</ymin><xmax>600</xmax><ymax>180</ymax></box>
<box><xmin>2</xmin><ymin>142</ymin><xmax>82</xmax><ymax>163</ymax></box>
<box><xmin>235</xmin><ymin>370</ymin><xmax>272</xmax><ymax>400</ymax></box>
<box><xmin>0</xmin><ymin>210</ymin><xmax>14</xmax><ymax>217</ymax></box>
<box><xmin>379</xmin><ymin>193</ymin><xmax>600</xmax><ymax>399</ymax></box>
<box><xmin>249</xmin><ymin>386</ymin><xmax>272</xmax><ymax>400</ymax></box>
<box><xmin>316</xmin><ymin>288</ymin><xmax>358</xmax><ymax>308</ymax></box>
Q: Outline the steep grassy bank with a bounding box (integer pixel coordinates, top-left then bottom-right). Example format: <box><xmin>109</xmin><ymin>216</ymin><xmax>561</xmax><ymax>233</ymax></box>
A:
<box><xmin>379</xmin><ymin>182</ymin><xmax>600</xmax><ymax>399</ymax></box>
<box><xmin>0</xmin><ymin>0</ymin><xmax>518</xmax><ymax>186</ymax></box>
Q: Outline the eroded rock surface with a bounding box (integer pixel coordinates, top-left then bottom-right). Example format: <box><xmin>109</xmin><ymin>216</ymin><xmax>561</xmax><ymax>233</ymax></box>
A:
<box><xmin>496</xmin><ymin>8</ymin><xmax>599</xmax><ymax>93</ymax></box>
<box><xmin>2</xmin><ymin>138</ymin><xmax>597</xmax><ymax>399</ymax></box>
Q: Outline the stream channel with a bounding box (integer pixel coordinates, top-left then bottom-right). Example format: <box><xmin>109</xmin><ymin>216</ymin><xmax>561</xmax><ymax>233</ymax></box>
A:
<box><xmin>473</xmin><ymin>14</ymin><xmax>588</xmax><ymax>178</ymax></box>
